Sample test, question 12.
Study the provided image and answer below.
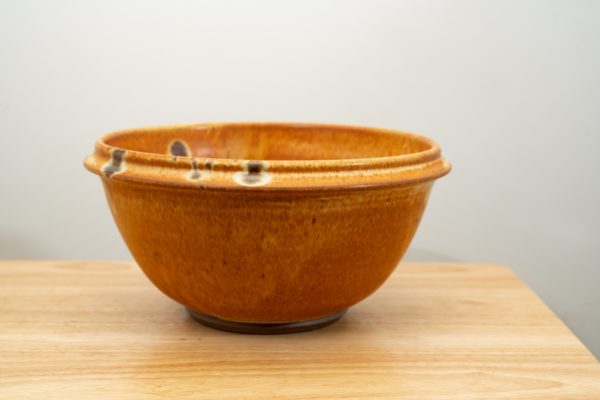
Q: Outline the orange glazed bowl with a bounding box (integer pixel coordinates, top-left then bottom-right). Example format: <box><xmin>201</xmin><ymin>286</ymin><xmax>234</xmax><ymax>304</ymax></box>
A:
<box><xmin>84</xmin><ymin>122</ymin><xmax>450</xmax><ymax>333</ymax></box>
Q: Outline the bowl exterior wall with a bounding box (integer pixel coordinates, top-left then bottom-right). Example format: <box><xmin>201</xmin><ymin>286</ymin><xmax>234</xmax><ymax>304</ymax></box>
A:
<box><xmin>102</xmin><ymin>179</ymin><xmax>433</xmax><ymax>323</ymax></box>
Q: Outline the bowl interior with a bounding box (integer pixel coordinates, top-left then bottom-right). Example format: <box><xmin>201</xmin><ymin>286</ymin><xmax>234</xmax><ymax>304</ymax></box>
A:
<box><xmin>103</xmin><ymin>123</ymin><xmax>433</xmax><ymax>161</ymax></box>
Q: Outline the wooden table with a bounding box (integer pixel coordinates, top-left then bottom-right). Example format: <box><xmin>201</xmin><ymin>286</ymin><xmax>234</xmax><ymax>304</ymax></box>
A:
<box><xmin>1</xmin><ymin>261</ymin><xmax>599</xmax><ymax>399</ymax></box>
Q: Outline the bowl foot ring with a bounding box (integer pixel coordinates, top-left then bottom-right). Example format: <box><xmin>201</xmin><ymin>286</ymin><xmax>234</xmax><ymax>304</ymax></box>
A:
<box><xmin>186</xmin><ymin>308</ymin><xmax>347</xmax><ymax>334</ymax></box>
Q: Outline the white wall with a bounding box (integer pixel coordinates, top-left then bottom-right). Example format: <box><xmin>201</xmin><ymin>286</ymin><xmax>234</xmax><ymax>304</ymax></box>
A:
<box><xmin>1</xmin><ymin>0</ymin><xmax>598</xmax><ymax>357</ymax></box>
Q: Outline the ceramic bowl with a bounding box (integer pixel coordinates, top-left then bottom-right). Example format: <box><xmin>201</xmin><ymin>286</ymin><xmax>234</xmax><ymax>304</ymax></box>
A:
<box><xmin>84</xmin><ymin>122</ymin><xmax>450</xmax><ymax>333</ymax></box>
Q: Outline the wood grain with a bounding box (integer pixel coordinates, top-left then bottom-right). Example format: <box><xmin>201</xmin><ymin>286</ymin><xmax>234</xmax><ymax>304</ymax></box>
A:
<box><xmin>1</xmin><ymin>261</ymin><xmax>598</xmax><ymax>399</ymax></box>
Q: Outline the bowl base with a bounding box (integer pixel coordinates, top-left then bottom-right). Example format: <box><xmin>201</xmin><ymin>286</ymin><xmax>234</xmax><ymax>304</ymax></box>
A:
<box><xmin>186</xmin><ymin>308</ymin><xmax>347</xmax><ymax>334</ymax></box>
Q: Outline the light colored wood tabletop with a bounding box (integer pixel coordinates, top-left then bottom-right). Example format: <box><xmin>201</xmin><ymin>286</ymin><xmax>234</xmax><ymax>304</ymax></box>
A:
<box><xmin>1</xmin><ymin>261</ymin><xmax>599</xmax><ymax>399</ymax></box>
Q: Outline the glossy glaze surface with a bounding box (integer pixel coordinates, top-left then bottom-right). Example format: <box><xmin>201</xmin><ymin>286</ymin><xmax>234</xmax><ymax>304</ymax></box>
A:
<box><xmin>85</xmin><ymin>122</ymin><xmax>450</xmax><ymax>323</ymax></box>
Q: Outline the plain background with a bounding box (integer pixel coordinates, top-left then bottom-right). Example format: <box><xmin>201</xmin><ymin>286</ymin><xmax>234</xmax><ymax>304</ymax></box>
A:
<box><xmin>1</xmin><ymin>0</ymin><xmax>599</xmax><ymax>358</ymax></box>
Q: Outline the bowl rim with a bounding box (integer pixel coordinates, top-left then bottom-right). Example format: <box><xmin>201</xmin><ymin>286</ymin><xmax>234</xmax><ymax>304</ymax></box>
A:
<box><xmin>84</xmin><ymin>122</ymin><xmax>451</xmax><ymax>191</ymax></box>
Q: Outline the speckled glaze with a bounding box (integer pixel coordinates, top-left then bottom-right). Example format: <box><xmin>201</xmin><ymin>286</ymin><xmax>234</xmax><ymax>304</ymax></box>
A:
<box><xmin>84</xmin><ymin>122</ymin><xmax>450</xmax><ymax>328</ymax></box>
